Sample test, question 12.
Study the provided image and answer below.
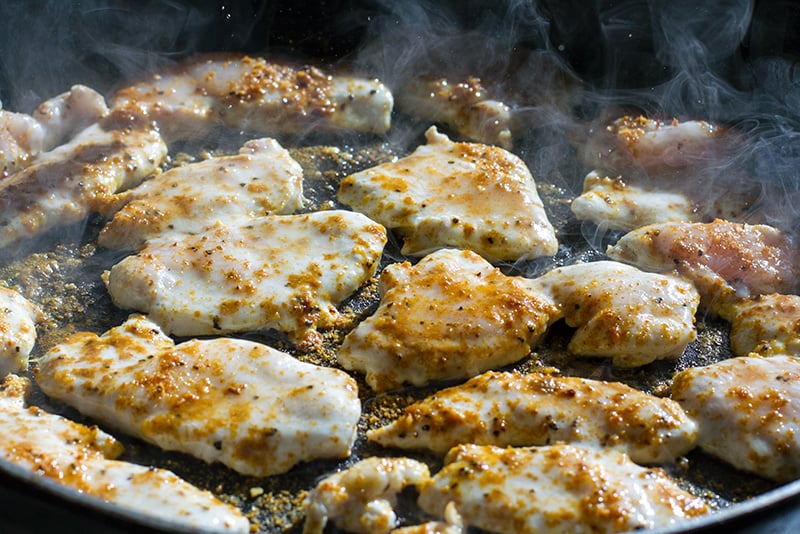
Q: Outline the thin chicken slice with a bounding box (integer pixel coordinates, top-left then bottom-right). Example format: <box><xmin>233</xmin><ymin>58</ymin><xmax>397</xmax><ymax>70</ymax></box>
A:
<box><xmin>104</xmin><ymin>210</ymin><xmax>386</xmax><ymax>344</ymax></box>
<box><xmin>606</xmin><ymin>219</ymin><xmax>800</xmax><ymax>312</ymax></box>
<box><xmin>396</xmin><ymin>77</ymin><xmax>513</xmax><ymax>148</ymax></box>
<box><xmin>0</xmin><ymin>287</ymin><xmax>40</xmax><ymax>376</ymax></box>
<box><xmin>35</xmin><ymin>314</ymin><xmax>361</xmax><ymax>477</ymax></box>
<box><xmin>368</xmin><ymin>370</ymin><xmax>696</xmax><ymax>464</ymax></box>
<box><xmin>0</xmin><ymin>374</ymin><xmax>249</xmax><ymax>532</ymax></box>
<box><xmin>98</xmin><ymin>137</ymin><xmax>305</xmax><ymax>250</ymax></box>
<box><xmin>0</xmin><ymin>122</ymin><xmax>167</xmax><ymax>250</ymax></box>
<box><xmin>529</xmin><ymin>261</ymin><xmax>699</xmax><ymax>367</ymax></box>
<box><xmin>671</xmin><ymin>354</ymin><xmax>800</xmax><ymax>482</ymax></box>
<box><xmin>726</xmin><ymin>293</ymin><xmax>800</xmax><ymax>356</ymax></box>
<box><xmin>418</xmin><ymin>444</ymin><xmax>709</xmax><ymax>534</ymax></box>
<box><xmin>337</xmin><ymin>248</ymin><xmax>557</xmax><ymax>391</ymax></box>
<box><xmin>303</xmin><ymin>457</ymin><xmax>431</xmax><ymax>534</ymax></box>
<box><xmin>110</xmin><ymin>54</ymin><xmax>393</xmax><ymax>142</ymax></box>
<box><xmin>338</xmin><ymin>126</ymin><xmax>558</xmax><ymax>261</ymax></box>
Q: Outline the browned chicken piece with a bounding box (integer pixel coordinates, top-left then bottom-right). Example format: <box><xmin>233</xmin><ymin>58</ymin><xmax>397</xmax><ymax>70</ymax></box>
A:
<box><xmin>0</xmin><ymin>286</ymin><xmax>40</xmax><ymax>377</ymax></box>
<box><xmin>726</xmin><ymin>293</ymin><xmax>800</xmax><ymax>356</ymax></box>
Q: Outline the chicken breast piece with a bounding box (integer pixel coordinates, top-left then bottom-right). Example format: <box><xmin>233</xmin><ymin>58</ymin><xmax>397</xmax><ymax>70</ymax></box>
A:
<box><xmin>368</xmin><ymin>370</ymin><xmax>696</xmax><ymax>464</ymax></box>
<box><xmin>0</xmin><ymin>374</ymin><xmax>249</xmax><ymax>533</ymax></box>
<box><xmin>418</xmin><ymin>444</ymin><xmax>709</xmax><ymax>534</ymax></box>
<box><xmin>35</xmin><ymin>314</ymin><xmax>361</xmax><ymax>477</ymax></box>
<box><xmin>338</xmin><ymin>126</ymin><xmax>558</xmax><ymax>261</ymax></box>
<box><xmin>727</xmin><ymin>293</ymin><xmax>800</xmax><ymax>356</ymax></box>
<box><xmin>0</xmin><ymin>287</ymin><xmax>40</xmax><ymax>377</ymax></box>
<box><xmin>98</xmin><ymin>137</ymin><xmax>305</xmax><ymax>250</ymax></box>
<box><xmin>0</xmin><ymin>122</ymin><xmax>168</xmax><ymax>250</ymax></box>
<box><xmin>104</xmin><ymin>210</ymin><xmax>386</xmax><ymax>344</ymax></box>
<box><xmin>337</xmin><ymin>248</ymin><xmax>557</xmax><ymax>391</ymax></box>
<box><xmin>606</xmin><ymin>220</ymin><xmax>800</xmax><ymax>311</ymax></box>
<box><xmin>390</xmin><ymin>503</ymin><xmax>463</xmax><ymax>534</ymax></box>
<box><xmin>396</xmin><ymin>77</ymin><xmax>513</xmax><ymax>149</ymax></box>
<box><xmin>110</xmin><ymin>54</ymin><xmax>393</xmax><ymax>142</ymax></box>
<box><xmin>304</xmin><ymin>457</ymin><xmax>431</xmax><ymax>534</ymax></box>
<box><xmin>671</xmin><ymin>354</ymin><xmax>800</xmax><ymax>482</ymax></box>
<box><xmin>529</xmin><ymin>261</ymin><xmax>699</xmax><ymax>367</ymax></box>
<box><xmin>0</xmin><ymin>85</ymin><xmax>108</xmax><ymax>178</ymax></box>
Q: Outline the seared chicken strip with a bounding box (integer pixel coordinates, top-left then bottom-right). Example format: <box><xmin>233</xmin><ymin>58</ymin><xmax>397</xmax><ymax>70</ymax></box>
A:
<box><xmin>0</xmin><ymin>85</ymin><xmax>108</xmax><ymax>177</ymax></box>
<box><xmin>418</xmin><ymin>444</ymin><xmax>709</xmax><ymax>534</ymax></box>
<box><xmin>0</xmin><ymin>287</ymin><xmax>40</xmax><ymax>376</ymax></box>
<box><xmin>368</xmin><ymin>370</ymin><xmax>696</xmax><ymax>464</ymax></box>
<box><xmin>672</xmin><ymin>354</ymin><xmax>800</xmax><ymax>482</ymax></box>
<box><xmin>396</xmin><ymin>77</ymin><xmax>513</xmax><ymax>148</ymax></box>
<box><xmin>606</xmin><ymin>220</ymin><xmax>800</xmax><ymax>312</ymax></box>
<box><xmin>338</xmin><ymin>126</ymin><xmax>558</xmax><ymax>261</ymax></box>
<box><xmin>726</xmin><ymin>293</ymin><xmax>800</xmax><ymax>356</ymax></box>
<box><xmin>337</xmin><ymin>248</ymin><xmax>557</xmax><ymax>391</ymax></box>
<box><xmin>105</xmin><ymin>210</ymin><xmax>386</xmax><ymax>344</ymax></box>
<box><xmin>0</xmin><ymin>122</ymin><xmax>167</xmax><ymax>250</ymax></box>
<box><xmin>0</xmin><ymin>374</ymin><xmax>249</xmax><ymax>532</ymax></box>
<box><xmin>529</xmin><ymin>261</ymin><xmax>699</xmax><ymax>367</ymax></box>
<box><xmin>110</xmin><ymin>54</ymin><xmax>393</xmax><ymax>142</ymax></box>
<box><xmin>304</xmin><ymin>457</ymin><xmax>431</xmax><ymax>534</ymax></box>
<box><xmin>99</xmin><ymin>137</ymin><xmax>305</xmax><ymax>250</ymax></box>
<box><xmin>36</xmin><ymin>314</ymin><xmax>361</xmax><ymax>477</ymax></box>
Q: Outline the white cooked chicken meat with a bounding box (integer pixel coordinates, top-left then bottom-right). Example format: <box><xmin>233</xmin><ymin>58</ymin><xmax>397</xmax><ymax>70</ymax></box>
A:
<box><xmin>98</xmin><ymin>137</ymin><xmax>305</xmax><ymax>250</ymax></box>
<box><xmin>338</xmin><ymin>126</ymin><xmax>558</xmax><ymax>261</ymax></box>
<box><xmin>0</xmin><ymin>374</ymin><xmax>249</xmax><ymax>533</ymax></box>
<box><xmin>0</xmin><ymin>287</ymin><xmax>39</xmax><ymax>377</ymax></box>
<box><xmin>528</xmin><ymin>260</ymin><xmax>699</xmax><ymax>367</ymax></box>
<box><xmin>337</xmin><ymin>248</ymin><xmax>557</xmax><ymax>391</ymax></box>
<box><xmin>104</xmin><ymin>210</ymin><xmax>386</xmax><ymax>344</ymax></box>
<box><xmin>35</xmin><ymin>314</ymin><xmax>361</xmax><ymax>477</ymax></box>
<box><xmin>368</xmin><ymin>370</ymin><xmax>697</xmax><ymax>464</ymax></box>
<box><xmin>726</xmin><ymin>293</ymin><xmax>800</xmax><ymax>356</ymax></box>
<box><xmin>671</xmin><ymin>354</ymin><xmax>800</xmax><ymax>482</ymax></box>
<box><xmin>110</xmin><ymin>54</ymin><xmax>393</xmax><ymax>142</ymax></box>
<box><xmin>418</xmin><ymin>443</ymin><xmax>709</xmax><ymax>534</ymax></box>
<box><xmin>0</xmin><ymin>122</ymin><xmax>167</xmax><ymax>250</ymax></box>
<box><xmin>303</xmin><ymin>457</ymin><xmax>431</xmax><ymax>534</ymax></box>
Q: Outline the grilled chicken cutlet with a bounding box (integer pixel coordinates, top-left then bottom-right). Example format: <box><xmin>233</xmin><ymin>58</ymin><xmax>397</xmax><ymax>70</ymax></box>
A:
<box><xmin>396</xmin><ymin>77</ymin><xmax>513</xmax><ymax>149</ymax></box>
<box><xmin>0</xmin><ymin>122</ymin><xmax>167</xmax><ymax>250</ymax></box>
<box><xmin>368</xmin><ymin>370</ymin><xmax>696</xmax><ymax>464</ymax></box>
<box><xmin>35</xmin><ymin>314</ymin><xmax>361</xmax><ymax>477</ymax></box>
<box><xmin>0</xmin><ymin>85</ymin><xmax>108</xmax><ymax>177</ymax></box>
<box><xmin>672</xmin><ymin>355</ymin><xmax>800</xmax><ymax>482</ymax></box>
<box><xmin>418</xmin><ymin>444</ymin><xmax>709</xmax><ymax>534</ymax></box>
<box><xmin>304</xmin><ymin>457</ymin><xmax>431</xmax><ymax>534</ymax></box>
<box><xmin>726</xmin><ymin>293</ymin><xmax>800</xmax><ymax>356</ymax></box>
<box><xmin>110</xmin><ymin>54</ymin><xmax>393</xmax><ymax>142</ymax></box>
<box><xmin>0</xmin><ymin>374</ymin><xmax>249</xmax><ymax>532</ymax></box>
<box><xmin>337</xmin><ymin>249</ymin><xmax>557</xmax><ymax>391</ymax></box>
<box><xmin>0</xmin><ymin>287</ymin><xmax>40</xmax><ymax>376</ymax></box>
<box><xmin>338</xmin><ymin>126</ymin><xmax>558</xmax><ymax>262</ymax></box>
<box><xmin>607</xmin><ymin>220</ymin><xmax>800</xmax><ymax>312</ymax></box>
<box><xmin>99</xmin><ymin>137</ymin><xmax>305</xmax><ymax>250</ymax></box>
<box><xmin>104</xmin><ymin>210</ymin><xmax>386</xmax><ymax>344</ymax></box>
<box><xmin>529</xmin><ymin>261</ymin><xmax>699</xmax><ymax>367</ymax></box>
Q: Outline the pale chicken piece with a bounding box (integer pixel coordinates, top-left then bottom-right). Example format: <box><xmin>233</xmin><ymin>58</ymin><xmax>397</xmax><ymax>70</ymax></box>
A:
<box><xmin>418</xmin><ymin>444</ymin><xmax>709</xmax><ymax>534</ymax></box>
<box><xmin>0</xmin><ymin>85</ymin><xmax>108</xmax><ymax>178</ymax></box>
<box><xmin>104</xmin><ymin>210</ymin><xmax>386</xmax><ymax>343</ymax></box>
<box><xmin>303</xmin><ymin>457</ymin><xmax>431</xmax><ymax>534</ymax></box>
<box><xmin>0</xmin><ymin>122</ymin><xmax>168</xmax><ymax>250</ymax></box>
<box><xmin>110</xmin><ymin>54</ymin><xmax>393</xmax><ymax>142</ymax></box>
<box><xmin>396</xmin><ymin>77</ymin><xmax>513</xmax><ymax>149</ymax></box>
<box><xmin>338</xmin><ymin>126</ymin><xmax>558</xmax><ymax>261</ymax></box>
<box><xmin>606</xmin><ymin>220</ymin><xmax>800</xmax><ymax>311</ymax></box>
<box><xmin>368</xmin><ymin>370</ymin><xmax>696</xmax><ymax>464</ymax></box>
<box><xmin>390</xmin><ymin>503</ymin><xmax>463</xmax><ymax>534</ymax></box>
<box><xmin>726</xmin><ymin>293</ymin><xmax>800</xmax><ymax>356</ymax></box>
<box><xmin>671</xmin><ymin>354</ymin><xmax>800</xmax><ymax>482</ymax></box>
<box><xmin>337</xmin><ymin>248</ymin><xmax>557</xmax><ymax>392</ymax></box>
<box><xmin>0</xmin><ymin>374</ymin><xmax>249</xmax><ymax>532</ymax></box>
<box><xmin>529</xmin><ymin>261</ymin><xmax>699</xmax><ymax>367</ymax></box>
<box><xmin>98</xmin><ymin>137</ymin><xmax>305</xmax><ymax>250</ymax></box>
<box><xmin>35</xmin><ymin>314</ymin><xmax>361</xmax><ymax>477</ymax></box>
<box><xmin>0</xmin><ymin>286</ymin><xmax>40</xmax><ymax>376</ymax></box>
